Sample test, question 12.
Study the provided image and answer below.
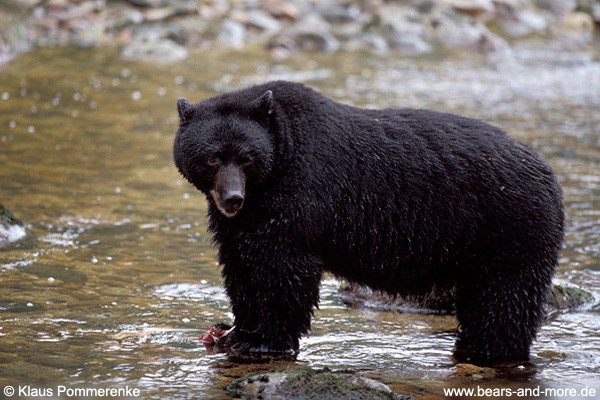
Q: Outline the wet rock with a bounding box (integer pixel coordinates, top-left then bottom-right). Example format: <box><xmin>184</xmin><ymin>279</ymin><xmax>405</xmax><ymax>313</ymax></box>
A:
<box><xmin>105</xmin><ymin>4</ymin><xmax>144</xmax><ymax>30</ymax></box>
<box><xmin>263</xmin><ymin>0</ymin><xmax>301</xmax><ymax>20</ymax></box>
<box><xmin>558</xmin><ymin>11</ymin><xmax>595</xmax><ymax>43</ymax></box>
<box><xmin>537</xmin><ymin>350</ymin><xmax>568</xmax><ymax>361</ymax></box>
<box><xmin>330</xmin><ymin>20</ymin><xmax>365</xmax><ymax>41</ymax></box>
<box><xmin>340</xmin><ymin>283</ymin><xmax>594</xmax><ymax>315</ymax></box>
<box><xmin>144</xmin><ymin>7</ymin><xmax>178</xmax><ymax>22</ymax></box>
<box><xmin>498</xmin><ymin>9</ymin><xmax>549</xmax><ymax>38</ymax></box>
<box><xmin>218</xmin><ymin>19</ymin><xmax>246</xmax><ymax>48</ymax></box>
<box><xmin>440</xmin><ymin>0</ymin><xmax>495</xmax><ymax>17</ymax></box>
<box><xmin>376</xmin><ymin>4</ymin><xmax>432</xmax><ymax>54</ymax></box>
<box><xmin>0</xmin><ymin>9</ymin><xmax>33</xmax><ymax>66</ymax></box>
<box><xmin>232</xmin><ymin>9</ymin><xmax>283</xmax><ymax>32</ymax></box>
<box><xmin>46</xmin><ymin>0</ymin><xmax>70</xmax><ymax>12</ymax></box>
<box><xmin>198</xmin><ymin>1</ymin><xmax>230</xmax><ymax>19</ymax></box>
<box><xmin>123</xmin><ymin>0</ymin><xmax>167</xmax><ymax>8</ymax></box>
<box><xmin>546</xmin><ymin>284</ymin><xmax>594</xmax><ymax>312</ymax></box>
<box><xmin>537</xmin><ymin>0</ymin><xmax>577</xmax><ymax>15</ymax></box>
<box><xmin>346</xmin><ymin>33</ymin><xmax>389</xmax><ymax>52</ymax></box>
<box><xmin>9</xmin><ymin>0</ymin><xmax>44</xmax><ymax>9</ymax></box>
<box><xmin>268</xmin><ymin>14</ymin><xmax>340</xmax><ymax>52</ymax></box>
<box><xmin>432</xmin><ymin>15</ymin><xmax>511</xmax><ymax>54</ymax></box>
<box><xmin>454</xmin><ymin>363</ymin><xmax>497</xmax><ymax>379</ymax></box>
<box><xmin>170</xmin><ymin>15</ymin><xmax>211</xmax><ymax>46</ymax></box>
<box><xmin>318</xmin><ymin>4</ymin><xmax>368</xmax><ymax>24</ymax></box>
<box><xmin>71</xmin><ymin>15</ymin><xmax>109</xmax><ymax>47</ymax></box>
<box><xmin>120</xmin><ymin>24</ymin><xmax>188</xmax><ymax>63</ymax></box>
<box><xmin>592</xmin><ymin>3</ymin><xmax>600</xmax><ymax>23</ymax></box>
<box><xmin>0</xmin><ymin>204</ymin><xmax>26</xmax><ymax>247</ymax></box>
<box><xmin>227</xmin><ymin>368</ymin><xmax>411</xmax><ymax>400</ymax></box>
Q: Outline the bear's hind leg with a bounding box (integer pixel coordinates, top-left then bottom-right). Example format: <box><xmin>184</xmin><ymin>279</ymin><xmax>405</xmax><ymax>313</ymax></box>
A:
<box><xmin>455</xmin><ymin>257</ymin><xmax>554</xmax><ymax>365</ymax></box>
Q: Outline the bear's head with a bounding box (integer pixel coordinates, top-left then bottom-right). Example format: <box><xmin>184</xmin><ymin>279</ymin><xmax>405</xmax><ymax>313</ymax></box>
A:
<box><xmin>173</xmin><ymin>90</ymin><xmax>275</xmax><ymax>218</ymax></box>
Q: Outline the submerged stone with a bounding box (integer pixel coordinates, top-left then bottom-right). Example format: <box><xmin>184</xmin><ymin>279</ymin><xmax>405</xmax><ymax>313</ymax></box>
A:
<box><xmin>226</xmin><ymin>368</ymin><xmax>412</xmax><ymax>400</ymax></box>
<box><xmin>340</xmin><ymin>283</ymin><xmax>594</xmax><ymax>315</ymax></box>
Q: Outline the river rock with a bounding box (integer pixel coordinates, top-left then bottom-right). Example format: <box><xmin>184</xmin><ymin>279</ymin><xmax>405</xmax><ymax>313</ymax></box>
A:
<box><xmin>70</xmin><ymin>15</ymin><xmax>109</xmax><ymax>47</ymax></box>
<box><xmin>439</xmin><ymin>0</ymin><xmax>495</xmax><ymax>16</ymax></box>
<box><xmin>123</xmin><ymin>0</ymin><xmax>166</xmax><ymax>8</ymax></box>
<box><xmin>268</xmin><ymin>13</ymin><xmax>340</xmax><ymax>52</ymax></box>
<box><xmin>144</xmin><ymin>7</ymin><xmax>178</xmax><ymax>22</ymax></box>
<box><xmin>120</xmin><ymin>25</ymin><xmax>188</xmax><ymax>63</ymax></box>
<box><xmin>105</xmin><ymin>4</ymin><xmax>144</xmax><ymax>29</ymax></box>
<box><xmin>9</xmin><ymin>0</ymin><xmax>44</xmax><ymax>8</ymax></box>
<box><xmin>537</xmin><ymin>0</ymin><xmax>577</xmax><ymax>15</ymax></box>
<box><xmin>263</xmin><ymin>0</ymin><xmax>300</xmax><ymax>20</ymax></box>
<box><xmin>346</xmin><ymin>33</ymin><xmax>389</xmax><ymax>52</ymax></box>
<box><xmin>376</xmin><ymin>4</ymin><xmax>432</xmax><ymax>54</ymax></box>
<box><xmin>121</xmin><ymin>37</ymin><xmax>187</xmax><ymax>63</ymax></box>
<box><xmin>317</xmin><ymin>3</ymin><xmax>368</xmax><ymax>24</ymax></box>
<box><xmin>231</xmin><ymin>9</ymin><xmax>283</xmax><ymax>32</ymax></box>
<box><xmin>0</xmin><ymin>204</ymin><xmax>26</xmax><ymax>247</ymax></box>
<box><xmin>432</xmin><ymin>15</ymin><xmax>511</xmax><ymax>54</ymax></box>
<box><xmin>0</xmin><ymin>12</ymin><xmax>32</xmax><ymax>66</ymax></box>
<box><xmin>498</xmin><ymin>9</ymin><xmax>549</xmax><ymax>38</ymax></box>
<box><xmin>592</xmin><ymin>3</ymin><xmax>600</xmax><ymax>23</ymax></box>
<box><xmin>218</xmin><ymin>19</ymin><xmax>246</xmax><ymax>48</ymax></box>
<box><xmin>226</xmin><ymin>368</ymin><xmax>412</xmax><ymax>400</ymax></box>
<box><xmin>546</xmin><ymin>284</ymin><xmax>594</xmax><ymax>312</ymax></box>
<box><xmin>559</xmin><ymin>11</ymin><xmax>595</xmax><ymax>42</ymax></box>
<box><xmin>340</xmin><ymin>283</ymin><xmax>594</xmax><ymax>315</ymax></box>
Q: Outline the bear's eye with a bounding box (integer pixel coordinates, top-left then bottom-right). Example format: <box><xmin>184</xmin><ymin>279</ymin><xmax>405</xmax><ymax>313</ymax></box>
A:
<box><xmin>207</xmin><ymin>157</ymin><xmax>220</xmax><ymax>166</ymax></box>
<box><xmin>237</xmin><ymin>157</ymin><xmax>251</xmax><ymax>167</ymax></box>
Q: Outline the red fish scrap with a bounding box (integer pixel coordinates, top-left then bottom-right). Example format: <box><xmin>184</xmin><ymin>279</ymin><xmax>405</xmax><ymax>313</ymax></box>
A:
<box><xmin>200</xmin><ymin>325</ymin><xmax>235</xmax><ymax>345</ymax></box>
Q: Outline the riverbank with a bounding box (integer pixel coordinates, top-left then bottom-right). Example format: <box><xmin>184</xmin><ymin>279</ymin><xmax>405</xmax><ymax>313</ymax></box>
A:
<box><xmin>1</xmin><ymin>0</ymin><xmax>598</xmax><ymax>66</ymax></box>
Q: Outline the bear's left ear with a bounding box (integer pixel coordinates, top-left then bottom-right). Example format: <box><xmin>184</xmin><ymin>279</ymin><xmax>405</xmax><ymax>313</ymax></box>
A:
<box><xmin>177</xmin><ymin>97</ymin><xmax>193</xmax><ymax>124</ymax></box>
<box><xmin>249</xmin><ymin>90</ymin><xmax>274</xmax><ymax>117</ymax></box>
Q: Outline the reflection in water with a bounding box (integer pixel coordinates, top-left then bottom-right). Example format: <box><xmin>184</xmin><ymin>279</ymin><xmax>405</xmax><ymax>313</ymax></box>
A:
<box><xmin>0</xmin><ymin>46</ymin><xmax>599</xmax><ymax>399</ymax></box>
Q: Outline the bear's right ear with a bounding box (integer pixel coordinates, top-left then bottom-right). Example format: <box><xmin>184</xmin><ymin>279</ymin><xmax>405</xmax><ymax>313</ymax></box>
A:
<box><xmin>249</xmin><ymin>90</ymin><xmax>274</xmax><ymax>117</ymax></box>
<box><xmin>177</xmin><ymin>97</ymin><xmax>193</xmax><ymax>124</ymax></box>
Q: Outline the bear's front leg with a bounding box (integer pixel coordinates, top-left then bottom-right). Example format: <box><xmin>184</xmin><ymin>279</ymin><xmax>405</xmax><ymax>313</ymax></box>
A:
<box><xmin>220</xmin><ymin>239</ymin><xmax>323</xmax><ymax>355</ymax></box>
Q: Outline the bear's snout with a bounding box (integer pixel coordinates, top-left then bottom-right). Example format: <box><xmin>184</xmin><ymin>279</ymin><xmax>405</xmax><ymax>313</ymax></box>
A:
<box><xmin>211</xmin><ymin>163</ymin><xmax>246</xmax><ymax>218</ymax></box>
<box><xmin>222</xmin><ymin>191</ymin><xmax>244</xmax><ymax>214</ymax></box>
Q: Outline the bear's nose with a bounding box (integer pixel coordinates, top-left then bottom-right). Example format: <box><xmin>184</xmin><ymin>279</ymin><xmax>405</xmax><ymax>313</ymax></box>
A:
<box><xmin>223</xmin><ymin>191</ymin><xmax>244</xmax><ymax>211</ymax></box>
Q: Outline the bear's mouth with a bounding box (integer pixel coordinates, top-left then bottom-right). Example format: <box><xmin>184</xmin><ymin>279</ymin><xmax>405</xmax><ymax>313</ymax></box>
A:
<box><xmin>211</xmin><ymin>190</ymin><xmax>244</xmax><ymax>218</ymax></box>
<box><xmin>220</xmin><ymin>203</ymin><xmax>243</xmax><ymax>218</ymax></box>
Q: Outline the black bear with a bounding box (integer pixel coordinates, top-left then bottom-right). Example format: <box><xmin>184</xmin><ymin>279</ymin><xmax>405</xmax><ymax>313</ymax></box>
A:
<box><xmin>173</xmin><ymin>80</ymin><xmax>564</xmax><ymax>365</ymax></box>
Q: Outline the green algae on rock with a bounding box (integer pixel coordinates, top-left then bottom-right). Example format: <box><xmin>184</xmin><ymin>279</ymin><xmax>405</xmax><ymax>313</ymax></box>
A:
<box><xmin>226</xmin><ymin>368</ymin><xmax>412</xmax><ymax>400</ymax></box>
<box><xmin>546</xmin><ymin>285</ymin><xmax>594</xmax><ymax>312</ymax></box>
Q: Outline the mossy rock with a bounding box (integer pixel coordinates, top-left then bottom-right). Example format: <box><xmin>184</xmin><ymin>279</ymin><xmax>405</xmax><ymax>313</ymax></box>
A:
<box><xmin>340</xmin><ymin>283</ymin><xmax>594</xmax><ymax>315</ymax></box>
<box><xmin>545</xmin><ymin>285</ymin><xmax>594</xmax><ymax>312</ymax></box>
<box><xmin>0</xmin><ymin>204</ymin><xmax>26</xmax><ymax>247</ymax></box>
<box><xmin>0</xmin><ymin>204</ymin><xmax>23</xmax><ymax>226</ymax></box>
<box><xmin>226</xmin><ymin>367</ymin><xmax>412</xmax><ymax>400</ymax></box>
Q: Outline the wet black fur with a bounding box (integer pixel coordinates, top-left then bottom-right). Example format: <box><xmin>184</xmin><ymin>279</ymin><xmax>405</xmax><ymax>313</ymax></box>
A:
<box><xmin>173</xmin><ymin>80</ymin><xmax>565</xmax><ymax>364</ymax></box>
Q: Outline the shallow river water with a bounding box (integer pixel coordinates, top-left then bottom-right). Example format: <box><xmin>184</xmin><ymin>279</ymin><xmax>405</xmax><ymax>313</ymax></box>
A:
<box><xmin>0</xmin><ymin>45</ymin><xmax>599</xmax><ymax>399</ymax></box>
